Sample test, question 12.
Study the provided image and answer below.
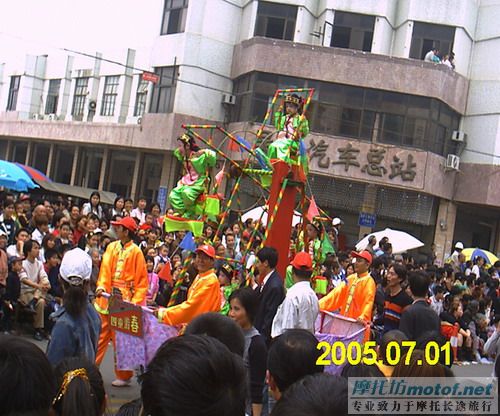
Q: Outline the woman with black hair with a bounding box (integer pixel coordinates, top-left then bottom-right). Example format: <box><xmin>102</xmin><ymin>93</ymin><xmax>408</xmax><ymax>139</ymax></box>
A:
<box><xmin>149</xmin><ymin>202</ymin><xmax>163</xmax><ymax>229</ymax></box>
<box><xmin>52</xmin><ymin>356</ymin><xmax>106</xmax><ymax>416</ymax></box>
<box><xmin>82</xmin><ymin>191</ymin><xmax>104</xmax><ymax>219</ymax></box>
<box><xmin>47</xmin><ymin>248</ymin><xmax>101</xmax><ymax>366</ymax></box>
<box><xmin>229</xmin><ymin>287</ymin><xmax>267</xmax><ymax>416</ymax></box>
<box><xmin>108</xmin><ymin>196</ymin><xmax>125</xmax><ymax>219</ymax></box>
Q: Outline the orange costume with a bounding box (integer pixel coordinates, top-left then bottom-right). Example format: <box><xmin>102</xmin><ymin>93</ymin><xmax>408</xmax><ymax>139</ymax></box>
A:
<box><xmin>94</xmin><ymin>239</ymin><xmax>148</xmax><ymax>380</ymax></box>
<box><xmin>158</xmin><ymin>268</ymin><xmax>221</xmax><ymax>326</ymax></box>
<box><xmin>319</xmin><ymin>271</ymin><xmax>376</xmax><ymax>321</ymax></box>
<box><xmin>319</xmin><ymin>270</ymin><xmax>376</xmax><ymax>341</ymax></box>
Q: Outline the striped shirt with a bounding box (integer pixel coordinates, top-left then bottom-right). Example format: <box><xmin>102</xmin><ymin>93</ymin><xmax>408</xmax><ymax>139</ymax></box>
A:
<box><xmin>383</xmin><ymin>290</ymin><xmax>413</xmax><ymax>332</ymax></box>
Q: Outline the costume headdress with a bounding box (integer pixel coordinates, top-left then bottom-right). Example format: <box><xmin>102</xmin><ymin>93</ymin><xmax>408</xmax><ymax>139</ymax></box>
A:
<box><xmin>52</xmin><ymin>368</ymin><xmax>89</xmax><ymax>405</ymax></box>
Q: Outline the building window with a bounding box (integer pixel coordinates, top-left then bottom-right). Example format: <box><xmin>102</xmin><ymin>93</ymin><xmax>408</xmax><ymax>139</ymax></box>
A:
<box><xmin>232</xmin><ymin>72</ymin><xmax>461</xmax><ymax>156</ymax></box>
<box><xmin>76</xmin><ymin>147</ymin><xmax>103</xmax><ymax>189</ymax></box>
<box><xmin>52</xmin><ymin>145</ymin><xmax>75</xmax><ymax>184</ymax></box>
<box><xmin>137</xmin><ymin>153</ymin><xmax>164</xmax><ymax>201</ymax></box>
<box><xmin>106</xmin><ymin>150</ymin><xmax>136</xmax><ymax>197</ymax></box>
<box><xmin>71</xmin><ymin>77</ymin><xmax>89</xmax><ymax>119</ymax></box>
<box><xmin>410</xmin><ymin>22</ymin><xmax>455</xmax><ymax>60</ymax></box>
<box><xmin>150</xmin><ymin>66</ymin><xmax>176</xmax><ymax>113</ymax></box>
<box><xmin>331</xmin><ymin>11</ymin><xmax>375</xmax><ymax>52</ymax></box>
<box><xmin>255</xmin><ymin>1</ymin><xmax>297</xmax><ymax>41</ymax></box>
<box><xmin>101</xmin><ymin>75</ymin><xmax>120</xmax><ymax>116</ymax></box>
<box><xmin>6</xmin><ymin>76</ymin><xmax>21</xmax><ymax>111</ymax></box>
<box><xmin>45</xmin><ymin>79</ymin><xmax>61</xmax><ymax>114</ymax></box>
<box><xmin>134</xmin><ymin>78</ymin><xmax>149</xmax><ymax>116</ymax></box>
<box><xmin>11</xmin><ymin>142</ymin><xmax>27</xmax><ymax>164</ymax></box>
<box><xmin>32</xmin><ymin>144</ymin><xmax>51</xmax><ymax>174</ymax></box>
<box><xmin>161</xmin><ymin>0</ymin><xmax>188</xmax><ymax>35</ymax></box>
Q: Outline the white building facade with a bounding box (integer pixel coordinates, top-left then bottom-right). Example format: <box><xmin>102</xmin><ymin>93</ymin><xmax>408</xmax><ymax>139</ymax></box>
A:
<box><xmin>0</xmin><ymin>0</ymin><xmax>499</xmax><ymax>261</ymax></box>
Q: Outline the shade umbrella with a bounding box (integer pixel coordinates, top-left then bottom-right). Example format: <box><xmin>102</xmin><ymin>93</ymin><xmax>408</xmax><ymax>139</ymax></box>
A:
<box><xmin>15</xmin><ymin>163</ymin><xmax>52</xmax><ymax>182</ymax></box>
<box><xmin>0</xmin><ymin>160</ymin><xmax>39</xmax><ymax>192</ymax></box>
<box><xmin>355</xmin><ymin>227</ymin><xmax>424</xmax><ymax>254</ymax></box>
<box><xmin>242</xmin><ymin>205</ymin><xmax>302</xmax><ymax>227</ymax></box>
<box><xmin>462</xmin><ymin>248</ymin><xmax>499</xmax><ymax>265</ymax></box>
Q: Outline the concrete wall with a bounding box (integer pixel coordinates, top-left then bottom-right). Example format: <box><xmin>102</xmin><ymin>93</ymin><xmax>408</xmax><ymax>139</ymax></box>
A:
<box><xmin>372</xmin><ymin>16</ymin><xmax>392</xmax><ymax>55</ymax></box>
<box><xmin>231</xmin><ymin>37</ymin><xmax>469</xmax><ymax>113</ymax></box>
<box><xmin>461</xmin><ymin>0</ymin><xmax>500</xmax><ymax>165</ymax></box>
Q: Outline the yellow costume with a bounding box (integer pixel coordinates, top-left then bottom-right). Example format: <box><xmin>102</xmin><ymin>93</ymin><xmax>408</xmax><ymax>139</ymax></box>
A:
<box><xmin>158</xmin><ymin>269</ymin><xmax>221</xmax><ymax>326</ymax></box>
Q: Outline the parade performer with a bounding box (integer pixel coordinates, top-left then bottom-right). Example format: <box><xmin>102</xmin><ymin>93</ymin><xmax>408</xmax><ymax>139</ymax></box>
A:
<box><xmin>261</xmin><ymin>94</ymin><xmax>309</xmax><ymax>170</ymax></box>
<box><xmin>318</xmin><ymin>250</ymin><xmax>375</xmax><ymax>339</ymax></box>
<box><xmin>157</xmin><ymin>244</ymin><xmax>221</xmax><ymax>326</ymax></box>
<box><xmin>217</xmin><ymin>262</ymin><xmax>239</xmax><ymax>315</ymax></box>
<box><xmin>94</xmin><ymin>216</ymin><xmax>148</xmax><ymax>387</ymax></box>
<box><xmin>286</xmin><ymin>220</ymin><xmax>334</xmax><ymax>295</ymax></box>
<box><xmin>168</xmin><ymin>133</ymin><xmax>216</xmax><ymax>217</ymax></box>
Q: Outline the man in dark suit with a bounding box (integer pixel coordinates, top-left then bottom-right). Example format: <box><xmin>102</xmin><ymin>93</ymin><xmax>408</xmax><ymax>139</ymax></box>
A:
<box><xmin>253</xmin><ymin>247</ymin><xmax>285</xmax><ymax>345</ymax></box>
<box><xmin>399</xmin><ymin>270</ymin><xmax>440</xmax><ymax>341</ymax></box>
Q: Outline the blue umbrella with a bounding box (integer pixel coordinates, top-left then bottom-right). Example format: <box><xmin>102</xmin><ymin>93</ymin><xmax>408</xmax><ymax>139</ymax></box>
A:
<box><xmin>0</xmin><ymin>160</ymin><xmax>39</xmax><ymax>192</ymax></box>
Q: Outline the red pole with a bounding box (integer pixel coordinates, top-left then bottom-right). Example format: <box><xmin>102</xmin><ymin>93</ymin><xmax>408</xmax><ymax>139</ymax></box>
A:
<box><xmin>265</xmin><ymin>160</ymin><xmax>304</xmax><ymax>278</ymax></box>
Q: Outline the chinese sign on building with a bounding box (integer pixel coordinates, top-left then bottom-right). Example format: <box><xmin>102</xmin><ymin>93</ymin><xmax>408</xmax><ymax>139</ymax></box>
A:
<box><xmin>308</xmin><ymin>137</ymin><xmax>425</xmax><ymax>189</ymax></box>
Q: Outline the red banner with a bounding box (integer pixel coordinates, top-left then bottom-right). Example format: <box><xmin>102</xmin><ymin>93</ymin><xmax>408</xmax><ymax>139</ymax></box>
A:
<box><xmin>109</xmin><ymin>296</ymin><xmax>144</xmax><ymax>338</ymax></box>
<box><xmin>142</xmin><ymin>72</ymin><xmax>159</xmax><ymax>84</ymax></box>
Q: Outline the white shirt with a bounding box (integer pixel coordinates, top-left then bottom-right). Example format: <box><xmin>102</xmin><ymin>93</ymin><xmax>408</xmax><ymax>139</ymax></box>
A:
<box><xmin>271</xmin><ymin>280</ymin><xmax>319</xmax><ymax>338</ymax></box>
<box><xmin>19</xmin><ymin>258</ymin><xmax>49</xmax><ymax>294</ymax></box>
<box><xmin>6</xmin><ymin>245</ymin><xmax>22</xmax><ymax>258</ymax></box>
<box><xmin>424</xmin><ymin>50</ymin><xmax>435</xmax><ymax>62</ymax></box>
<box><xmin>430</xmin><ymin>295</ymin><xmax>443</xmax><ymax>316</ymax></box>
<box><xmin>260</xmin><ymin>270</ymin><xmax>275</xmax><ymax>291</ymax></box>
<box><xmin>131</xmin><ymin>208</ymin><xmax>146</xmax><ymax>225</ymax></box>
<box><xmin>31</xmin><ymin>228</ymin><xmax>45</xmax><ymax>245</ymax></box>
<box><xmin>471</xmin><ymin>265</ymin><xmax>481</xmax><ymax>277</ymax></box>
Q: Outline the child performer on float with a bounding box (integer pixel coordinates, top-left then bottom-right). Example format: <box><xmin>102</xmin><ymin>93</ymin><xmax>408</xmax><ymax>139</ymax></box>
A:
<box><xmin>168</xmin><ymin>133</ymin><xmax>216</xmax><ymax>218</ymax></box>
<box><xmin>269</xmin><ymin>94</ymin><xmax>310</xmax><ymax>169</ymax></box>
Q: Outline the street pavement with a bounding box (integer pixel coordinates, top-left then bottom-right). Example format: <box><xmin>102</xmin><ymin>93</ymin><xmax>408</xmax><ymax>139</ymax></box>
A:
<box><xmin>20</xmin><ymin>334</ymin><xmax>494</xmax><ymax>415</ymax></box>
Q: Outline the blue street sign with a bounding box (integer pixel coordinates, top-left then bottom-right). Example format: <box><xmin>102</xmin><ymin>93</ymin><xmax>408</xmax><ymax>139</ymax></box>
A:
<box><xmin>157</xmin><ymin>186</ymin><xmax>168</xmax><ymax>213</ymax></box>
<box><xmin>358</xmin><ymin>212</ymin><xmax>376</xmax><ymax>228</ymax></box>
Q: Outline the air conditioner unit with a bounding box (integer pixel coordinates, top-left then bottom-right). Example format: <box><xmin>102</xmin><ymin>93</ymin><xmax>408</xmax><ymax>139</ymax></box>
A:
<box><xmin>445</xmin><ymin>154</ymin><xmax>460</xmax><ymax>170</ymax></box>
<box><xmin>32</xmin><ymin>113</ymin><xmax>43</xmax><ymax>120</ymax></box>
<box><xmin>47</xmin><ymin>113</ymin><xmax>57</xmax><ymax>121</ymax></box>
<box><xmin>222</xmin><ymin>93</ymin><xmax>236</xmax><ymax>105</ymax></box>
<box><xmin>451</xmin><ymin>130</ymin><xmax>466</xmax><ymax>142</ymax></box>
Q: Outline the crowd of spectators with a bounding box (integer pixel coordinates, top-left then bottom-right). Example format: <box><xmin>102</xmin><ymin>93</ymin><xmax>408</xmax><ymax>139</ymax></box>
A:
<box><xmin>0</xmin><ymin>190</ymin><xmax>499</xmax><ymax>416</ymax></box>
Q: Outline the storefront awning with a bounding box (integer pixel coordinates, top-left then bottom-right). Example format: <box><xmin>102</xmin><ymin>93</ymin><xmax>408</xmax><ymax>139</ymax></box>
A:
<box><xmin>35</xmin><ymin>181</ymin><xmax>117</xmax><ymax>205</ymax></box>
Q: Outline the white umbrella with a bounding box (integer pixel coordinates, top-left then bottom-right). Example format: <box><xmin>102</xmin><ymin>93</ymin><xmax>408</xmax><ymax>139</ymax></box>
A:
<box><xmin>242</xmin><ymin>205</ymin><xmax>302</xmax><ymax>227</ymax></box>
<box><xmin>355</xmin><ymin>228</ymin><xmax>424</xmax><ymax>254</ymax></box>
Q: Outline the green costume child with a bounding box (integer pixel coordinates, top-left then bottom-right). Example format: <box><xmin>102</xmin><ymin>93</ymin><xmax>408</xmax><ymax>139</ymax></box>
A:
<box><xmin>270</xmin><ymin>94</ymin><xmax>309</xmax><ymax>167</ymax></box>
<box><xmin>286</xmin><ymin>221</ymin><xmax>333</xmax><ymax>295</ymax></box>
<box><xmin>218</xmin><ymin>263</ymin><xmax>239</xmax><ymax>315</ymax></box>
<box><xmin>168</xmin><ymin>134</ymin><xmax>216</xmax><ymax>218</ymax></box>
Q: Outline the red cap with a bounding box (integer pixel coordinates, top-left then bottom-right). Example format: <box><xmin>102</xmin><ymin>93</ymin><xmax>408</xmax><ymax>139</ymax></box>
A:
<box><xmin>291</xmin><ymin>251</ymin><xmax>313</xmax><ymax>271</ymax></box>
<box><xmin>111</xmin><ymin>216</ymin><xmax>138</xmax><ymax>233</ymax></box>
<box><xmin>195</xmin><ymin>244</ymin><xmax>215</xmax><ymax>259</ymax></box>
<box><xmin>350</xmin><ymin>250</ymin><xmax>372</xmax><ymax>265</ymax></box>
<box><xmin>139</xmin><ymin>223</ymin><xmax>153</xmax><ymax>231</ymax></box>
